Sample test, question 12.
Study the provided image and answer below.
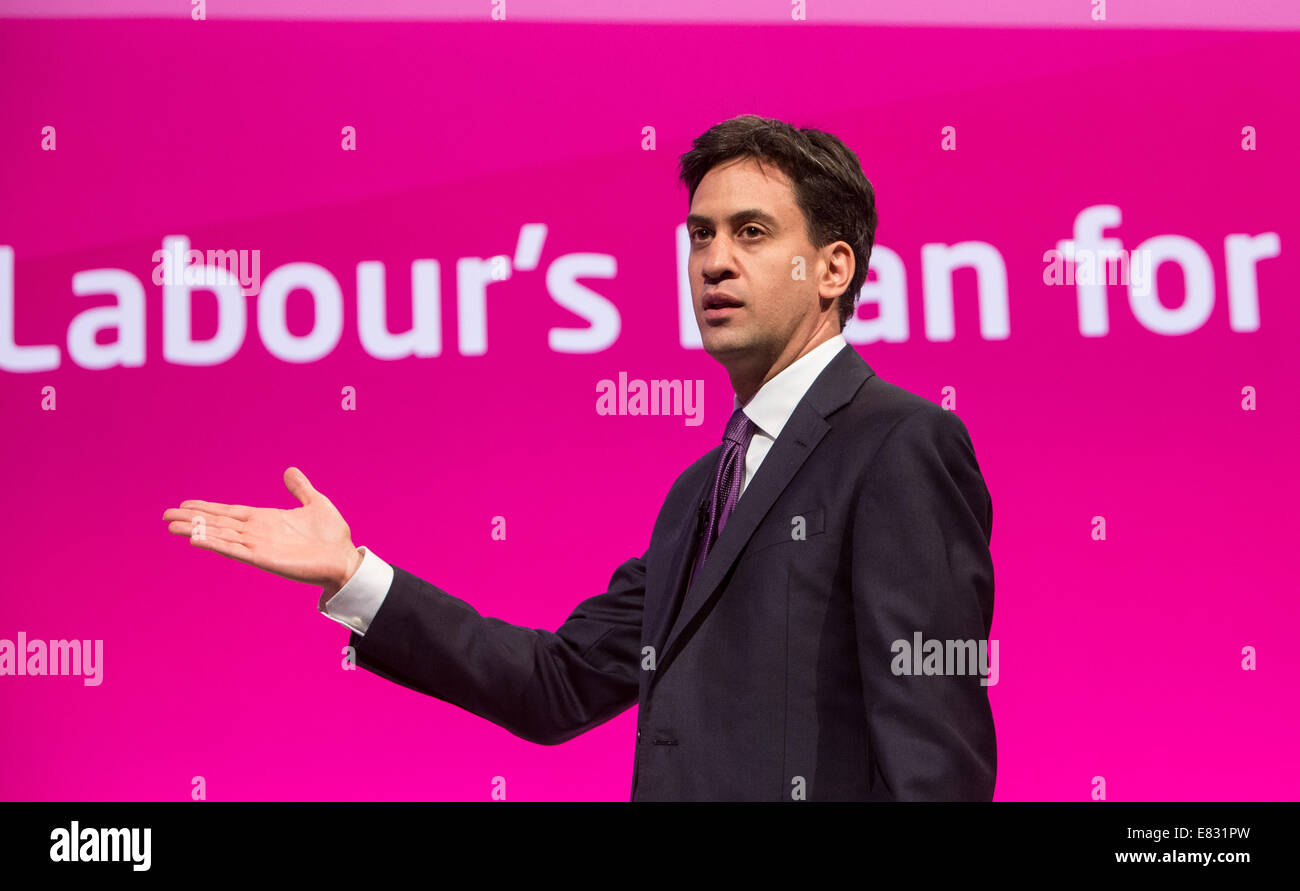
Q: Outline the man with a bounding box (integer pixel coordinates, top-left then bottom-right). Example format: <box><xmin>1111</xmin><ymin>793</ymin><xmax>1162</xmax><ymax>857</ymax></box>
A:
<box><xmin>163</xmin><ymin>115</ymin><xmax>996</xmax><ymax>801</ymax></box>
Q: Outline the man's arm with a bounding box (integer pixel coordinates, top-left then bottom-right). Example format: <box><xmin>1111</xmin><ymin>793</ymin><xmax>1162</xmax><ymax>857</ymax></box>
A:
<box><xmin>162</xmin><ymin>468</ymin><xmax>643</xmax><ymax>744</ymax></box>
<box><xmin>851</xmin><ymin>406</ymin><xmax>996</xmax><ymax>801</ymax></box>
<box><xmin>342</xmin><ymin>552</ymin><xmax>648</xmax><ymax>746</ymax></box>
<box><xmin>319</xmin><ymin>546</ymin><xmax>393</xmax><ymax>634</ymax></box>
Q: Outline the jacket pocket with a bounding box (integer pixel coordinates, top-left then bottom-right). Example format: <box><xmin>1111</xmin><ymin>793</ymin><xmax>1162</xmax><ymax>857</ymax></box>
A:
<box><xmin>748</xmin><ymin>507</ymin><xmax>825</xmax><ymax>552</ymax></box>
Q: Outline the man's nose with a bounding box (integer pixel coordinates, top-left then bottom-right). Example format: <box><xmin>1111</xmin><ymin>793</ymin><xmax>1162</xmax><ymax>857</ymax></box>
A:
<box><xmin>700</xmin><ymin>235</ymin><xmax>736</xmax><ymax>281</ymax></box>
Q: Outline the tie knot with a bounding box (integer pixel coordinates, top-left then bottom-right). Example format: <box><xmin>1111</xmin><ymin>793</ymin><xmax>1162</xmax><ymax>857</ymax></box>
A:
<box><xmin>724</xmin><ymin>407</ymin><xmax>756</xmax><ymax>447</ymax></box>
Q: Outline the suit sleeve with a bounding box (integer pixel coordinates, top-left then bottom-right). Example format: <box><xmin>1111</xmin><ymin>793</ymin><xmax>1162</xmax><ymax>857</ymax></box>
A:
<box><xmin>851</xmin><ymin>406</ymin><xmax>996</xmax><ymax>800</ymax></box>
<box><xmin>346</xmin><ymin>552</ymin><xmax>647</xmax><ymax>746</ymax></box>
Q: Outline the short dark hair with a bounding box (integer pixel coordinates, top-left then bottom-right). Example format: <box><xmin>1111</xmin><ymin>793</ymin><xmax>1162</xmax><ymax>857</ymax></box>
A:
<box><xmin>677</xmin><ymin>115</ymin><xmax>878</xmax><ymax>330</ymax></box>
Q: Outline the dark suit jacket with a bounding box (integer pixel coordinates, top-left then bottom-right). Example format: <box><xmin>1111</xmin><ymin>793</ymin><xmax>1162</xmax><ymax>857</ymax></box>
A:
<box><xmin>348</xmin><ymin>344</ymin><xmax>996</xmax><ymax>800</ymax></box>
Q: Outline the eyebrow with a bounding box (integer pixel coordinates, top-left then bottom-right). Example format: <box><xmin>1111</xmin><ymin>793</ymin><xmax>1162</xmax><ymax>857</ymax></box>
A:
<box><xmin>685</xmin><ymin>208</ymin><xmax>781</xmax><ymax>231</ymax></box>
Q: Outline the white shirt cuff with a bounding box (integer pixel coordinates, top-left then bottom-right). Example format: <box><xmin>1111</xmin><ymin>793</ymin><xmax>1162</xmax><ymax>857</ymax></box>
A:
<box><xmin>318</xmin><ymin>545</ymin><xmax>394</xmax><ymax>636</ymax></box>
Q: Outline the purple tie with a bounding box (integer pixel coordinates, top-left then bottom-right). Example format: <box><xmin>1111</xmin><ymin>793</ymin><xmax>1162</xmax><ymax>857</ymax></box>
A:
<box><xmin>689</xmin><ymin>406</ymin><xmax>757</xmax><ymax>586</ymax></box>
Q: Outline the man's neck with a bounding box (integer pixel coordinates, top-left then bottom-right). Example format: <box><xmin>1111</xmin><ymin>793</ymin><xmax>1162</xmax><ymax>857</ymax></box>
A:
<box><xmin>730</xmin><ymin>325</ymin><xmax>841</xmax><ymax>406</ymax></box>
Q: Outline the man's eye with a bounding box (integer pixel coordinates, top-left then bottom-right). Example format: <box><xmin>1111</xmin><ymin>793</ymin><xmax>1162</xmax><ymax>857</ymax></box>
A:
<box><xmin>689</xmin><ymin>226</ymin><xmax>761</xmax><ymax>241</ymax></box>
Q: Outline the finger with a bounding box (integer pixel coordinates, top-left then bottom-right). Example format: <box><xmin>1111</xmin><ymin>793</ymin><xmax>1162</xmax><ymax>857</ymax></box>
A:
<box><xmin>189</xmin><ymin>532</ymin><xmax>254</xmax><ymax>563</ymax></box>
<box><xmin>284</xmin><ymin>466</ymin><xmax>317</xmax><ymax>507</ymax></box>
<box><xmin>186</xmin><ymin>524</ymin><xmax>249</xmax><ymax>550</ymax></box>
<box><xmin>163</xmin><ymin>509</ymin><xmax>243</xmax><ymax>528</ymax></box>
<box><xmin>175</xmin><ymin>500</ymin><xmax>252</xmax><ymax>521</ymax></box>
<box><xmin>166</xmin><ymin>517</ymin><xmax>244</xmax><ymax>538</ymax></box>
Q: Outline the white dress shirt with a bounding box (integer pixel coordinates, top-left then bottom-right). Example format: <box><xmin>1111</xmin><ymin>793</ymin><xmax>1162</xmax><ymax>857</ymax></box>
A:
<box><xmin>320</xmin><ymin>333</ymin><xmax>848</xmax><ymax>636</ymax></box>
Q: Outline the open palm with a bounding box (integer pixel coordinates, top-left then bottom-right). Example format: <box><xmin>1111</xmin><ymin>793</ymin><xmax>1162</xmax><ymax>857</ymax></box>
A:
<box><xmin>162</xmin><ymin>466</ymin><xmax>358</xmax><ymax>590</ymax></box>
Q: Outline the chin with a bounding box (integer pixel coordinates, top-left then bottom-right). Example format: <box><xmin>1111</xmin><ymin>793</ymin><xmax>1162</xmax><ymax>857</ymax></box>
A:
<box><xmin>702</xmin><ymin>333</ymin><xmax>751</xmax><ymax>357</ymax></box>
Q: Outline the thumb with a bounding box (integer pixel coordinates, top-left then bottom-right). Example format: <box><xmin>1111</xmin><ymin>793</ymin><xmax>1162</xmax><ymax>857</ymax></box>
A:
<box><xmin>284</xmin><ymin>466</ymin><xmax>317</xmax><ymax>506</ymax></box>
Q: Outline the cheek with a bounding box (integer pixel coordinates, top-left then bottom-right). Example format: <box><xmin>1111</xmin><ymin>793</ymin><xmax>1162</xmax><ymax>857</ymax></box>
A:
<box><xmin>758</xmin><ymin>263</ymin><xmax>794</xmax><ymax>300</ymax></box>
<box><xmin>772</xmin><ymin>255</ymin><xmax>811</xmax><ymax>293</ymax></box>
<box><xmin>767</xmin><ymin>268</ymin><xmax>808</xmax><ymax>305</ymax></box>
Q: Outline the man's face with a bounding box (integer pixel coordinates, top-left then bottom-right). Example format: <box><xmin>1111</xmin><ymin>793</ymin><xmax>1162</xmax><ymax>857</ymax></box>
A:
<box><xmin>686</xmin><ymin>157</ymin><xmax>832</xmax><ymax>367</ymax></box>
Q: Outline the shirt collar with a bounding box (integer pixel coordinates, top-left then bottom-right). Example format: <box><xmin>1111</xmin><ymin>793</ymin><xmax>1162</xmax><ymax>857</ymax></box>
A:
<box><xmin>732</xmin><ymin>334</ymin><xmax>848</xmax><ymax>440</ymax></box>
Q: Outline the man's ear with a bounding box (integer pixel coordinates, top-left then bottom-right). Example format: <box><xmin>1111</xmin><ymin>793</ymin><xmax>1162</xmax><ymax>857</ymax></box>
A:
<box><xmin>820</xmin><ymin>241</ymin><xmax>855</xmax><ymax>301</ymax></box>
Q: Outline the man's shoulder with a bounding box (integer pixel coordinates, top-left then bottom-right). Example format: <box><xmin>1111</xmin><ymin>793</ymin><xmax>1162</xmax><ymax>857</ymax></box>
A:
<box><xmin>846</xmin><ymin>369</ymin><xmax>950</xmax><ymax>430</ymax></box>
<box><xmin>835</xmin><ymin>369</ymin><xmax>978</xmax><ymax>465</ymax></box>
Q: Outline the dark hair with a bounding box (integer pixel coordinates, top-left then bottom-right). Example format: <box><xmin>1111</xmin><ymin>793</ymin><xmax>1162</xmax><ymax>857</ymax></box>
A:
<box><xmin>677</xmin><ymin>115</ymin><xmax>878</xmax><ymax>330</ymax></box>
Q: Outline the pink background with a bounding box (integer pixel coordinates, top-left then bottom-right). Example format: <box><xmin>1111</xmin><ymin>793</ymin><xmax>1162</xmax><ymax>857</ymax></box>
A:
<box><xmin>1</xmin><ymin>8</ymin><xmax>1297</xmax><ymax>800</ymax></box>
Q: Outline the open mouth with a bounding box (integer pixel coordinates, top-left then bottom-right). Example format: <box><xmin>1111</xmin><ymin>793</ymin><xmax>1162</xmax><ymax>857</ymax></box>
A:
<box><xmin>702</xmin><ymin>292</ymin><xmax>744</xmax><ymax>316</ymax></box>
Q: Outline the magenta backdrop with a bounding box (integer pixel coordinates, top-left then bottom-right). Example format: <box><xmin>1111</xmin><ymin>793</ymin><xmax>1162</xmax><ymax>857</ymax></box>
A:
<box><xmin>1</xmin><ymin>15</ymin><xmax>1297</xmax><ymax>801</ymax></box>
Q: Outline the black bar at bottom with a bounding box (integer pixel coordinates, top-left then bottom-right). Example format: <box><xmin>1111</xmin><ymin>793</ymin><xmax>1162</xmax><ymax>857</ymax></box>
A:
<box><xmin>0</xmin><ymin>802</ymin><xmax>1284</xmax><ymax>878</ymax></box>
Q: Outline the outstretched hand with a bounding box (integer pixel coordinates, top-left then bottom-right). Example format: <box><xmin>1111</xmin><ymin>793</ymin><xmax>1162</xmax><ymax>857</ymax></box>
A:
<box><xmin>162</xmin><ymin>467</ymin><xmax>362</xmax><ymax>594</ymax></box>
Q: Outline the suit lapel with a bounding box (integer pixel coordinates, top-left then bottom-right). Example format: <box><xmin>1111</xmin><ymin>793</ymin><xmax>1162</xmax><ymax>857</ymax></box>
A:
<box><xmin>653</xmin><ymin>345</ymin><xmax>875</xmax><ymax>680</ymax></box>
